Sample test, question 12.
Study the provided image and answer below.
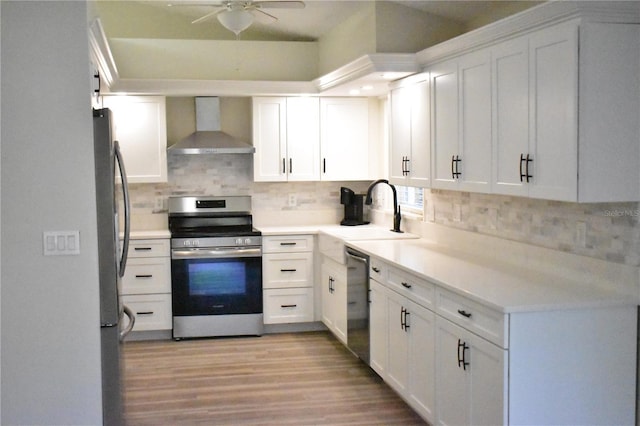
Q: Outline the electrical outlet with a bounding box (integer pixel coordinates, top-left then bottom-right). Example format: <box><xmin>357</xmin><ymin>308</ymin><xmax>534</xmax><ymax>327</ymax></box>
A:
<box><xmin>155</xmin><ymin>197</ymin><xmax>165</xmax><ymax>211</ymax></box>
<box><xmin>288</xmin><ymin>193</ymin><xmax>297</xmax><ymax>207</ymax></box>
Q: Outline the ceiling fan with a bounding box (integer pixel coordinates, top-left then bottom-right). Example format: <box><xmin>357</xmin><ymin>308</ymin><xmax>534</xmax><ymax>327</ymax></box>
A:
<box><xmin>170</xmin><ymin>1</ymin><xmax>306</xmax><ymax>36</ymax></box>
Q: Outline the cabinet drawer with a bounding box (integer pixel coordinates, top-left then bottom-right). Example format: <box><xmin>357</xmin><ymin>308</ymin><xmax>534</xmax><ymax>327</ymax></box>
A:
<box><xmin>263</xmin><ymin>235</ymin><xmax>314</xmax><ymax>253</ymax></box>
<box><xmin>436</xmin><ymin>288</ymin><xmax>508</xmax><ymax>348</ymax></box>
<box><xmin>263</xmin><ymin>288</ymin><xmax>314</xmax><ymax>324</ymax></box>
<box><xmin>122</xmin><ymin>258</ymin><xmax>171</xmax><ymax>294</ymax></box>
<box><xmin>122</xmin><ymin>294</ymin><xmax>172</xmax><ymax>331</ymax></box>
<box><xmin>263</xmin><ymin>252</ymin><xmax>313</xmax><ymax>289</ymax></box>
<box><xmin>369</xmin><ymin>257</ymin><xmax>387</xmax><ymax>283</ymax></box>
<box><xmin>387</xmin><ymin>266</ymin><xmax>435</xmax><ymax>309</ymax></box>
<box><xmin>128</xmin><ymin>239</ymin><xmax>170</xmax><ymax>258</ymax></box>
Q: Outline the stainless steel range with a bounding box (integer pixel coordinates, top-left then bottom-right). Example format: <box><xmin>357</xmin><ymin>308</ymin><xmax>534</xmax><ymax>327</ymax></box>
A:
<box><xmin>169</xmin><ymin>196</ymin><xmax>263</xmax><ymax>339</ymax></box>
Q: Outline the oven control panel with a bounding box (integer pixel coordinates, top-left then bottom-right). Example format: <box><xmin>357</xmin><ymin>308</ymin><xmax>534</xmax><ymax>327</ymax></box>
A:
<box><xmin>171</xmin><ymin>236</ymin><xmax>262</xmax><ymax>249</ymax></box>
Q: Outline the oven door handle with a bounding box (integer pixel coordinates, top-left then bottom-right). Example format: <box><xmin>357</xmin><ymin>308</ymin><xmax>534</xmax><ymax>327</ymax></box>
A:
<box><xmin>172</xmin><ymin>247</ymin><xmax>262</xmax><ymax>259</ymax></box>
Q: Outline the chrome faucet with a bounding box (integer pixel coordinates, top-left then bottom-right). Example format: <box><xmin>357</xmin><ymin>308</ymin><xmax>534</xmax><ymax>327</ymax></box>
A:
<box><xmin>365</xmin><ymin>179</ymin><xmax>402</xmax><ymax>233</ymax></box>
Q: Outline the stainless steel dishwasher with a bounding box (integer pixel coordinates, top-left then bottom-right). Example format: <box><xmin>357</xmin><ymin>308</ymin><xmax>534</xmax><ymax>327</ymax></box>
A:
<box><xmin>345</xmin><ymin>247</ymin><xmax>370</xmax><ymax>364</ymax></box>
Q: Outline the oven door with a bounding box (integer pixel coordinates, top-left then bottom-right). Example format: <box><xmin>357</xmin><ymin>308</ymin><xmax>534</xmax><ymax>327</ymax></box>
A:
<box><xmin>171</xmin><ymin>246</ymin><xmax>262</xmax><ymax>316</ymax></box>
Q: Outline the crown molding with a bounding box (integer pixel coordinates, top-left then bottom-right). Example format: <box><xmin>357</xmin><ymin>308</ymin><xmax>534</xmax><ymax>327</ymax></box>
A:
<box><xmin>417</xmin><ymin>0</ymin><xmax>640</xmax><ymax>66</ymax></box>
<box><xmin>88</xmin><ymin>19</ymin><xmax>119</xmax><ymax>88</ymax></box>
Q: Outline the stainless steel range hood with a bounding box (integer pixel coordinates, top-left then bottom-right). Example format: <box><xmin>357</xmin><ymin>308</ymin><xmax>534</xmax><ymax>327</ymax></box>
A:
<box><xmin>167</xmin><ymin>97</ymin><xmax>255</xmax><ymax>154</ymax></box>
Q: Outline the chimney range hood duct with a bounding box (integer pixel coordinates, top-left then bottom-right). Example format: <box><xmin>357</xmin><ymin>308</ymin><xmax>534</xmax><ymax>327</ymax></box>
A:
<box><xmin>167</xmin><ymin>97</ymin><xmax>255</xmax><ymax>154</ymax></box>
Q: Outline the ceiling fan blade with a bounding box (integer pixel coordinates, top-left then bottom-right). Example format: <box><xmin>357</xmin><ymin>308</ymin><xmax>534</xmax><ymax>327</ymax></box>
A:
<box><xmin>252</xmin><ymin>1</ymin><xmax>305</xmax><ymax>9</ymax></box>
<box><xmin>252</xmin><ymin>8</ymin><xmax>278</xmax><ymax>23</ymax></box>
<box><xmin>168</xmin><ymin>2</ymin><xmax>226</xmax><ymax>7</ymax></box>
<box><xmin>191</xmin><ymin>8</ymin><xmax>225</xmax><ymax>24</ymax></box>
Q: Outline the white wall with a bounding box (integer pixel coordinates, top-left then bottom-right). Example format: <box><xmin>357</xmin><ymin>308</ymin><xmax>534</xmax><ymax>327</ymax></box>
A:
<box><xmin>1</xmin><ymin>1</ymin><xmax>103</xmax><ymax>424</ymax></box>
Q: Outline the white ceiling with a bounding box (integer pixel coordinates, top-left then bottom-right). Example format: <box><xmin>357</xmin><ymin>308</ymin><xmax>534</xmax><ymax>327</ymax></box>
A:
<box><xmin>140</xmin><ymin>0</ymin><xmax>539</xmax><ymax>41</ymax></box>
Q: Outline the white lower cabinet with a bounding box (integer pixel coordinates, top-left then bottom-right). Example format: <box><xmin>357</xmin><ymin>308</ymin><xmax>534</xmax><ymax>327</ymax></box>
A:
<box><xmin>435</xmin><ymin>316</ymin><xmax>506</xmax><ymax>426</ymax></box>
<box><xmin>262</xmin><ymin>235</ymin><xmax>314</xmax><ymax>324</ymax></box>
<box><xmin>367</xmin><ymin>254</ymin><xmax>636</xmax><ymax>425</ymax></box>
<box><xmin>122</xmin><ymin>238</ymin><xmax>172</xmax><ymax>332</ymax></box>
<box><xmin>320</xmin><ymin>256</ymin><xmax>347</xmax><ymax>344</ymax></box>
<box><xmin>370</xmin><ymin>266</ymin><xmax>436</xmax><ymax>423</ymax></box>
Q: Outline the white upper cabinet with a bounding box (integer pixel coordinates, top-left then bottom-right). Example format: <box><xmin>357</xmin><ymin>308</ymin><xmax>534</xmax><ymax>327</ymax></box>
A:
<box><xmin>252</xmin><ymin>97</ymin><xmax>320</xmax><ymax>182</ymax></box>
<box><xmin>253</xmin><ymin>97</ymin><xmax>377</xmax><ymax>182</ymax></box>
<box><xmin>421</xmin><ymin>6</ymin><xmax>640</xmax><ymax>202</ymax></box>
<box><xmin>492</xmin><ymin>25</ymin><xmax>579</xmax><ymax>201</ymax></box>
<box><xmin>389</xmin><ymin>73</ymin><xmax>431</xmax><ymax>187</ymax></box>
<box><xmin>320</xmin><ymin>97</ymin><xmax>377</xmax><ymax>181</ymax></box>
<box><xmin>101</xmin><ymin>96</ymin><xmax>167</xmax><ymax>183</ymax></box>
<box><xmin>430</xmin><ymin>50</ymin><xmax>492</xmax><ymax>193</ymax></box>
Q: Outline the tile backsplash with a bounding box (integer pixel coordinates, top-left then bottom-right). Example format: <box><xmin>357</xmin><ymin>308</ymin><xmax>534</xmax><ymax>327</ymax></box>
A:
<box><xmin>130</xmin><ymin>154</ymin><xmax>639</xmax><ymax>267</ymax></box>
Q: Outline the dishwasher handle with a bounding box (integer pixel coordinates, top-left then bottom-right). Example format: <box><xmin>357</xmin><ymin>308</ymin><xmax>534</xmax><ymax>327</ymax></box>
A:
<box><xmin>345</xmin><ymin>249</ymin><xmax>369</xmax><ymax>264</ymax></box>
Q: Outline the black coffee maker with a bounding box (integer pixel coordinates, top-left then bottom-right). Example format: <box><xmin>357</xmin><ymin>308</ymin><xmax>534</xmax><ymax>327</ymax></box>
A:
<box><xmin>340</xmin><ymin>187</ymin><xmax>370</xmax><ymax>226</ymax></box>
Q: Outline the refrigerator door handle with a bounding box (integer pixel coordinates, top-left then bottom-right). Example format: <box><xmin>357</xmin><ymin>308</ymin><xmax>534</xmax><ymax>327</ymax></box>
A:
<box><xmin>119</xmin><ymin>304</ymin><xmax>135</xmax><ymax>341</ymax></box>
<box><xmin>114</xmin><ymin>140</ymin><xmax>130</xmax><ymax>278</ymax></box>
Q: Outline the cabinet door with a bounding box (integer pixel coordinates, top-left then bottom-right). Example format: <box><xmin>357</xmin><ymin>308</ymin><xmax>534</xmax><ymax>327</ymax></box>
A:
<box><xmin>407</xmin><ymin>301</ymin><xmax>436</xmax><ymax>423</ymax></box>
<box><xmin>102</xmin><ymin>96</ymin><xmax>167</xmax><ymax>183</ymax></box>
<box><xmin>408</xmin><ymin>78</ymin><xmax>431</xmax><ymax>187</ymax></box>
<box><xmin>491</xmin><ymin>36</ymin><xmax>530</xmax><ymax>197</ymax></box>
<box><xmin>369</xmin><ymin>279</ymin><xmax>388</xmax><ymax>377</ymax></box>
<box><xmin>431</xmin><ymin>60</ymin><xmax>459</xmax><ymax>190</ymax></box>
<box><xmin>320</xmin><ymin>259</ymin><xmax>347</xmax><ymax>344</ymax></box>
<box><xmin>458</xmin><ymin>50</ymin><xmax>492</xmax><ymax>193</ymax></box>
<box><xmin>320</xmin><ymin>98</ymin><xmax>370</xmax><ymax>181</ymax></box>
<box><xmin>386</xmin><ymin>289</ymin><xmax>409</xmax><ymax>394</ymax></box>
<box><xmin>286</xmin><ymin>97</ymin><xmax>320</xmax><ymax>181</ymax></box>
<box><xmin>389</xmin><ymin>85</ymin><xmax>412</xmax><ymax>184</ymax></box>
<box><xmin>527</xmin><ymin>24</ymin><xmax>578</xmax><ymax>201</ymax></box>
<box><xmin>253</xmin><ymin>97</ymin><xmax>287</xmax><ymax>182</ymax></box>
<box><xmin>436</xmin><ymin>317</ymin><xmax>506</xmax><ymax>426</ymax></box>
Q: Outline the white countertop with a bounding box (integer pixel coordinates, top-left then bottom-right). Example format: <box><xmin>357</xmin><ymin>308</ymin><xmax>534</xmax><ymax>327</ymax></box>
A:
<box><xmin>347</xmin><ymin>238</ymin><xmax>635</xmax><ymax>314</ymax></box>
<box><xmin>129</xmin><ymin>229</ymin><xmax>171</xmax><ymax>239</ymax></box>
<box><xmin>259</xmin><ymin>224</ymin><xmax>420</xmax><ymax>241</ymax></box>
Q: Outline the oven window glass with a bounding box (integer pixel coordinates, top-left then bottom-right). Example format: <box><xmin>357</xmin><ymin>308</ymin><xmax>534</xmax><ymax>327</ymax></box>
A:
<box><xmin>188</xmin><ymin>261</ymin><xmax>246</xmax><ymax>296</ymax></box>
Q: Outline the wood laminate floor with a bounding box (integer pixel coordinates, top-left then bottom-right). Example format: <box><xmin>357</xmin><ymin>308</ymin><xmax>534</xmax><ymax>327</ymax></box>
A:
<box><xmin>122</xmin><ymin>331</ymin><xmax>427</xmax><ymax>425</ymax></box>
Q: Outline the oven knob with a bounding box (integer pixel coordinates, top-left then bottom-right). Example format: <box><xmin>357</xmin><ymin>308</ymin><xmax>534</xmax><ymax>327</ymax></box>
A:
<box><xmin>235</xmin><ymin>238</ymin><xmax>243</xmax><ymax>246</ymax></box>
<box><xmin>244</xmin><ymin>238</ymin><xmax>251</xmax><ymax>245</ymax></box>
<box><xmin>184</xmin><ymin>240</ymin><xmax>191</xmax><ymax>247</ymax></box>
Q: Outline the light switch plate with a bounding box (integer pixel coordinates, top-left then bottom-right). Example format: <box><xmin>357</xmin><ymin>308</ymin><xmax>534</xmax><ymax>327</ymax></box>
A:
<box><xmin>43</xmin><ymin>231</ymin><xmax>80</xmax><ymax>256</ymax></box>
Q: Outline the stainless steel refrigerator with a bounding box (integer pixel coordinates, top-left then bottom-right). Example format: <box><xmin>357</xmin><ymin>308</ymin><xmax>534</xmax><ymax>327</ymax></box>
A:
<box><xmin>93</xmin><ymin>107</ymin><xmax>135</xmax><ymax>426</ymax></box>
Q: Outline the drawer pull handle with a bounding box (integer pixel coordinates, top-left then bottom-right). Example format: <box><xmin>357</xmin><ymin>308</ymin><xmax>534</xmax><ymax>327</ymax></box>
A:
<box><xmin>401</xmin><ymin>282</ymin><xmax>412</xmax><ymax>289</ymax></box>
<box><xmin>280</xmin><ymin>268</ymin><xmax>297</xmax><ymax>272</ymax></box>
<box><xmin>280</xmin><ymin>242</ymin><xmax>297</xmax><ymax>246</ymax></box>
<box><xmin>281</xmin><ymin>304</ymin><xmax>297</xmax><ymax>308</ymax></box>
<box><xmin>457</xmin><ymin>309</ymin><xmax>472</xmax><ymax>318</ymax></box>
<box><xmin>134</xmin><ymin>247</ymin><xmax>152</xmax><ymax>251</ymax></box>
<box><xmin>372</xmin><ymin>267</ymin><xmax>380</xmax><ymax>273</ymax></box>
<box><xmin>137</xmin><ymin>311</ymin><xmax>154</xmax><ymax>315</ymax></box>
<box><xmin>135</xmin><ymin>274</ymin><xmax>153</xmax><ymax>278</ymax></box>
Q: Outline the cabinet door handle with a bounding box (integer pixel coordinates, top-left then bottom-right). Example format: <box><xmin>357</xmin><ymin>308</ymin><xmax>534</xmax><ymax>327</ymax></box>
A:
<box><xmin>520</xmin><ymin>154</ymin><xmax>533</xmax><ymax>182</ymax></box>
<box><xmin>280</xmin><ymin>268</ymin><xmax>297</xmax><ymax>272</ymax></box>
<box><xmin>137</xmin><ymin>311</ymin><xmax>154</xmax><ymax>316</ymax></box>
<box><xmin>323</xmin><ymin>158</ymin><xmax>326</xmax><ymax>174</ymax></box>
<box><xmin>135</xmin><ymin>274</ymin><xmax>153</xmax><ymax>278</ymax></box>
<box><xmin>458</xmin><ymin>339</ymin><xmax>470</xmax><ymax>370</ymax></box>
<box><xmin>404</xmin><ymin>309</ymin><xmax>410</xmax><ymax>331</ymax></box>
<box><xmin>289</xmin><ymin>158</ymin><xmax>293</xmax><ymax>174</ymax></box>
<box><xmin>280</xmin><ymin>242</ymin><xmax>297</xmax><ymax>246</ymax></box>
<box><xmin>372</xmin><ymin>267</ymin><xmax>380</xmax><ymax>273</ymax></box>
<box><xmin>280</xmin><ymin>304</ymin><xmax>297</xmax><ymax>308</ymax></box>
<box><xmin>457</xmin><ymin>309</ymin><xmax>472</xmax><ymax>318</ymax></box>
<box><xmin>134</xmin><ymin>247</ymin><xmax>152</xmax><ymax>251</ymax></box>
<box><xmin>400</xmin><ymin>307</ymin><xmax>406</xmax><ymax>330</ymax></box>
<box><xmin>328</xmin><ymin>277</ymin><xmax>334</xmax><ymax>293</ymax></box>
<box><xmin>282</xmin><ymin>158</ymin><xmax>286</xmax><ymax>174</ymax></box>
<box><xmin>401</xmin><ymin>282</ymin><xmax>412</xmax><ymax>289</ymax></box>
